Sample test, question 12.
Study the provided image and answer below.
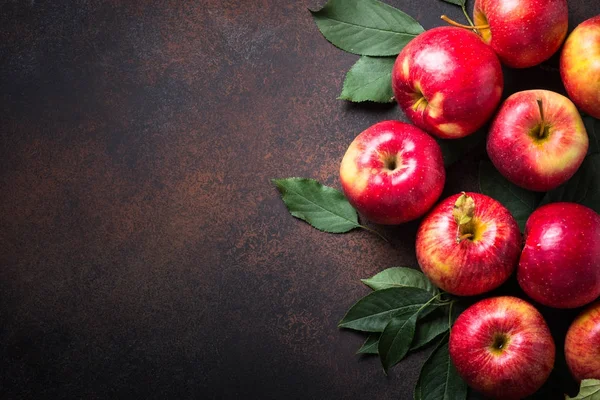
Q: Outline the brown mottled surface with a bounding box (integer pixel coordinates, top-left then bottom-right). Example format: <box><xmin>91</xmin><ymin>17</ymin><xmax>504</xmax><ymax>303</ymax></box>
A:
<box><xmin>0</xmin><ymin>1</ymin><xmax>593</xmax><ymax>399</ymax></box>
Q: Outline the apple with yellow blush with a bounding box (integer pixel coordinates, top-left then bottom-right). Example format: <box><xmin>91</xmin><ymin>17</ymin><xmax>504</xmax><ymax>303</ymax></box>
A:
<box><xmin>339</xmin><ymin>121</ymin><xmax>445</xmax><ymax>225</ymax></box>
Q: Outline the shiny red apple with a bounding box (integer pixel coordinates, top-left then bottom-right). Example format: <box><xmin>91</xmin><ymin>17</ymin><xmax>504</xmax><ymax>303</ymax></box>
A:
<box><xmin>561</xmin><ymin>15</ymin><xmax>600</xmax><ymax>119</ymax></box>
<box><xmin>487</xmin><ymin>89</ymin><xmax>589</xmax><ymax>192</ymax></box>
<box><xmin>339</xmin><ymin>121</ymin><xmax>445</xmax><ymax>225</ymax></box>
<box><xmin>518</xmin><ymin>202</ymin><xmax>600</xmax><ymax>309</ymax></box>
<box><xmin>473</xmin><ymin>0</ymin><xmax>568</xmax><ymax>68</ymax></box>
<box><xmin>392</xmin><ymin>27</ymin><xmax>503</xmax><ymax>139</ymax></box>
<box><xmin>415</xmin><ymin>192</ymin><xmax>520</xmax><ymax>295</ymax></box>
<box><xmin>450</xmin><ymin>296</ymin><xmax>555</xmax><ymax>400</ymax></box>
<box><xmin>565</xmin><ymin>302</ymin><xmax>600</xmax><ymax>381</ymax></box>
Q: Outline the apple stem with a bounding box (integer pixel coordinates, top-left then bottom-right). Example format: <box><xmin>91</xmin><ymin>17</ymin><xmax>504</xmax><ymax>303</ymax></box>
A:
<box><xmin>456</xmin><ymin>232</ymin><xmax>473</xmax><ymax>243</ymax></box>
<box><xmin>412</xmin><ymin>96</ymin><xmax>427</xmax><ymax>112</ymax></box>
<box><xmin>537</xmin><ymin>98</ymin><xmax>546</xmax><ymax>138</ymax></box>
<box><xmin>440</xmin><ymin>15</ymin><xmax>490</xmax><ymax>30</ymax></box>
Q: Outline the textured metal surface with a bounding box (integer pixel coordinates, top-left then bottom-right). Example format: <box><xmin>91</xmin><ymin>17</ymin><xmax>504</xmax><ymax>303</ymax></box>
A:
<box><xmin>0</xmin><ymin>0</ymin><xmax>593</xmax><ymax>398</ymax></box>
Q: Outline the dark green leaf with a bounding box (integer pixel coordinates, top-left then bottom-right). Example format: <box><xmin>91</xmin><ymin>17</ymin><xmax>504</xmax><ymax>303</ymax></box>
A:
<box><xmin>540</xmin><ymin>155</ymin><xmax>600</xmax><ymax>214</ymax></box>
<box><xmin>414</xmin><ymin>335</ymin><xmax>467</xmax><ymax>400</ymax></box>
<box><xmin>440</xmin><ymin>0</ymin><xmax>466</xmax><ymax>6</ymax></box>
<box><xmin>310</xmin><ymin>0</ymin><xmax>424</xmax><ymax>56</ymax></box>
<box><xmin>361</xmin><ymin>267</ymin><xmax>438</xmax><ymax>295</ymax></box>
<box><xmin>410</xmin><ymin>309</ymin><xmax>449</xmax><ymax>351</ymax></box>
<box><xmin>378</xmin><ymin>311</ymin><xmax>418</xmax><ymax>372</ymax></box>
<box><xmin>566</xmin><ymin>379</ymin><xmax>600</xmax><ymax>400</ymax></box>
<box><xmin>272</xmin><ymin>178</ymin><xmax>360</xmax><ymax>233</ymax></box>
<box><xmin>339</xmin><ymin>56</ymin><xmax>395</xmax><ymax>103</ymax></box>
<box><xmin>479</xmin><ymin>160</ymin><xmax>542</xmax><ymax>231</ymax></box>
<box><xmin>338</xmin><ymin>287</ymin><xmax>433</xmax><ymax>332</ymax></box>
<box><xmin>357</xmin><ymin>334</ymin><xmax>380</xmax><ymax>355</ymax></box>
<box><xmin>437</xmin><ymin>129</ymin><xmax>485</xmax><ymax>167</ymax></box>
<box><xmin>584</xmin><ymin>116</ymin><xmax>600</xmax><ymax>156</ymax></box>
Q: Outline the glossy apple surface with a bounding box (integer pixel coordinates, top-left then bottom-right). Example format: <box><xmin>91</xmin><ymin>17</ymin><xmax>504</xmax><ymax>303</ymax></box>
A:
<box><xmin>416</xmin><ymin>192</ymin><xmax>520</xmax><ymax>295</ymax></box>
<box><xmin>339</xmin><ymin>121</ymin><xmax>445</xmax><ymax>225</ymax></box>
<box><xmin>474</xmin><ymin>0</ymin><xmax>568</xmax><ymax>68</ymax></box>
<box><xmin>565</xmin><ymin>302</ymin><xmax>600</xmax><ymax>381</ymax></box>
<box><xmin>450</xmin><ymin>296</ymin><xmax>555</xmax><ymax>400</ymax></box>
<box><xmin>392</xmin><ymin>27</ymin><xmax>503</xmax><ymax>139</ymax></box>
<box><xmin>518</xmin><ymin>203</ymin><xmax>600</xmax><ymax>309</ymax></box>
<box><xmin>487</xmin><ymin>90</ymin><xmax>588</xmax><ymax>192</ymax></box>
<box><xmin>561</xmin><ymin>15</ymin><xmax>600</xmax><ymax>119</ymax></box>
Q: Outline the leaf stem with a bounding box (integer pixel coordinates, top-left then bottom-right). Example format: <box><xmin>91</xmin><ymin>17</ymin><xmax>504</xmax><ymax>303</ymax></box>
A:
<box><xmin>461</xmin><ymin>4</ymin><xmax>476</xmax><ymax>29</ymax></box>
<box><xmin>359</xmin><ymin>225</ymin><xmax>389</xmax><ymax>243</ymax></box>
<box><xmin>448</xmin><ymin>301</ymin><xmax>455</xmax><ymax>329</ymax></box>
<box><xmin>440</xmin><ymin>15</ymin><xmax>489</xmax><ymax>30</ymax></box>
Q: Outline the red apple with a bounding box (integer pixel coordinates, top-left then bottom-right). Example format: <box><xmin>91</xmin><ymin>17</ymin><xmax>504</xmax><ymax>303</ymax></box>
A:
<box><xmin>392</xmin><ymin>27</ymin><xmax>503</xmax><ymax>139</ymax></box>
<box><xmin>339</xmin><ymin>121</ymin><xmax>445</xmax><ymax>225</ymax></box>
<box><xmin>473</xmin><ymin>0</ymin><xmax>568</xmax><ymax>68</ymax></box>
<box><xmin>450</xmin><ymin>296</ymin><xmax>555</xmax><ymax>400</ymax></box>
<box><xmin>415</xmin><ymin>192</ymin><xmax>520</xmax><ymax>295</ymax></box>
<box><xmin>565</xmin><ymin>302</ymin><xmax>600</xmax><ymax>381</ymax></box>
<box><xmin>561</xmin><ymin>15</ymin><xmax>600</xmax><ymax>119</ymax></box>
<box><xmin>518</xmin><ymin>202</ymin><xmax>600</xmax><ymax>309</ymax></box>
<box><xmin>487</xmin><ymin>89</ymin><xmax>589</xmax><ymax>192</ymax></box>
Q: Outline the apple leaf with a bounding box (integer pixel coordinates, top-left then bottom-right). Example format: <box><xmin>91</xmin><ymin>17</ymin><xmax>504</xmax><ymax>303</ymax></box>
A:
<box><xmin>539</xmin><ymin>154</ymin><xmax>600</xmax><ymax>214</ymax></box>
<box><xmin>566</xmin><ymin>379</ymin><xmax>600</xmax><ymax>400</ymax></box>
<box><xmin>584</xmin><ymin>116</ymin><xmax>600</xmax><ymax>156</ymax></box>
<box><xmin>357</xmin><ymin>334</ymin><xmax>380</xmax><ymax>355</ymax></box>
<box><xmin>339</xmin><ymin>56</ymin><xmax>396</xmax><ymax>103</ymax></box>
<box><xmin>440</xmin><ymin>0</ymin><xmax>466</xmax><ymax>6</ymax></box>
<box><xmin>272</xmin><ymin>178</ymin><xmax>360</xmax><ymax>233</ymax></box>
<box><xmin>478</xmin><ymin>160</ymin><xmax>543</xmax><ymax>231</ymax></box>
<box><xmin>410</xmin><ymin>309</ymin><xmax>450</xmax><ymax>351</ymax></box>
<box><xmin>453</xmin><ymin>192</ymin><xmax>475</xmax><ymax>225</ymax></box>
<box><xmin>338</xmin><ymin>287</ymin><xmax>434</xmax><ymax>332</ymax></box>
<box><xmin>379</xmin><ymin>311</ymin><xmax>419</xmax><ymax>372</ymax></box>
<box><xmin>361</xmin><ymin>267</ymin><xmax>439</xmax><ymax>295</ymax></box>
<box><xmin>310</xmin><ymin>0</ymin><xmax>424</xmax><ymax>56</ymax></box>
<box><xmin>414</xmin><ymin>334</ymin><xmax>467</xmax><ymax>400</ymax></box>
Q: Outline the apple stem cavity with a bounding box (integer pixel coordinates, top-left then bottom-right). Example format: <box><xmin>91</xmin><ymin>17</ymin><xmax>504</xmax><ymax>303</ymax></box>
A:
<box><xmin>412</xmin><ymin>96</ymin><xmax>428</xmax><ymax>112</ymax></box>
<box><xmin>440</xmin><ymin>15</ymin><xmax>490</xmax><ymax>32</ymax></box>
<box><xmin>453</xmin><ymin>192</ymin><xmax>476</xmax><ymax>244</ymax></box>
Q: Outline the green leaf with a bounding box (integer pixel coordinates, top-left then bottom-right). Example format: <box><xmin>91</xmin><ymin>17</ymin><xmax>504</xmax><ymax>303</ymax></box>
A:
<box><xmin>566</xmin><ymin>379</ymin><xmax>600</xmax><ymax>400</ymax></box>
<box><xmin>310</xmin><ymin>0</ymin><xmax>424</xmax><ymax>56</ymax></box>
<box><xmin>539</xmin><ymin>155</ymin><xmax>600</xmax><ymax>214</ymax></box>
<box><xmin>339</xmin><ymin>56</ymin><xmax>395</xmax><ymax>103</ymax></box>
<box><xmin>440</xmin><ymin>0</ymin><xmax>466</xmax><ymax>6</ymax></box>
<box><xmin>361</xmin><ymin>267</ymin><xmax>438</xmax><ymax>295</ymax></box>
<box><xmin>436</xmin><ymin>129</ymin><xmax>485</xmax><ymax>167</ymax></box>
<box><xmin>357</xmin><ymin>334</ymin><xmax>380</xmax><ymax>355</ymax></box>
<box><xmin>272</xmin><ymin>178</ymin><xmax>360</xmax><ymax>233</ymax></box>
<box><xmin>378</xmin><ymin>311</ymin><xmax>419</xmax><ymax>372</ymax></box>
<box><xmin>478</xmin><ymin>160</ymin><xmax>542</xmax><ymax>231</ymax></box>
<box><xmin>584</xmin><ymin>116</ymin><xmax>600</xmax><ymax>156</ymax></box>
<box><xmin>410</xmin><ymin>309</ymin><xmax>449</xmax><ymax>351</ymax></box>
<box><xmin>414</xmin><ymin>335</ymin><xmax>467</xmax><ymax>400</ymax></box>
<box><xmin>338</xmin><ymin>287</ymin><xmax>434</xmax><ymax>332</ymax></box>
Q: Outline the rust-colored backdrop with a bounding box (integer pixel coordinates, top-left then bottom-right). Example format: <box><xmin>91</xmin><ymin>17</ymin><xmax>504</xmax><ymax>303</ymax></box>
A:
<box><xmin>0</xmin><ymin>1</ymin><xmax>593</xmax><ymax>398</ymax></box>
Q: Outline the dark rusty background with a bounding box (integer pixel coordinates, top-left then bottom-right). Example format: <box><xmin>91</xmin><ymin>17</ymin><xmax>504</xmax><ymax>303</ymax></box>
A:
<box><xmin>0</xmin><ymin>0</ymin><xmax>594</xmax><ymax>398</ymax></box>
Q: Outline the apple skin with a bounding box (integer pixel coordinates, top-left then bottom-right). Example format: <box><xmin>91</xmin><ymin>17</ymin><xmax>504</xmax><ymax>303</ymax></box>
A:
<box><xmin>392</xmin><ymin>27</ymin><xmax>503</xmax><ymax>139</ymax></box>
<box><xmin>518</xmin><ymin>203</ymin><xmax>600</xmax><ymax>309</ymax></box>
<box><xmin>565</xmin><ymin>302</ymin><xmax>600</xmax><ymax>381</ymax></box>
<box><xmin>473</xmin><ymin>0</ymin><xmax>568</xmax><ymax>68</ymax></box>
<box><xmin>487</xmin><ymin>89</ymin><xmax>588</xmax><ymax>192</ymax></box>
<box><xmin>561</xmin><ymin>15</ymin><xmax>600</xmax><ymax>119</ymax></box>
<box><xmin>450</xmin><ymin>296</ymin><xmax>555</xmax><ymax>400</ymax></box>
<box><xmin>339</xmin><ymin>121</ymin><xmax>445</xmax><ymax>225</ymax></box>
<box><xmin>415</xmin><ymin>192</ymin><xmax>521</xmax><ymax>296</ymax></box>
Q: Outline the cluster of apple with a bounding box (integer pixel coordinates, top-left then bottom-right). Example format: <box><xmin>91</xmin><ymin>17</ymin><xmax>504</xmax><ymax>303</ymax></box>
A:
<box><xmin>338</xmin><ymin>1</ymin><xmax>600</xmax><ymax>398</ymax></box>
